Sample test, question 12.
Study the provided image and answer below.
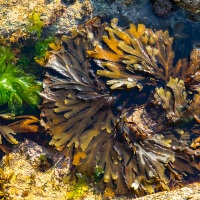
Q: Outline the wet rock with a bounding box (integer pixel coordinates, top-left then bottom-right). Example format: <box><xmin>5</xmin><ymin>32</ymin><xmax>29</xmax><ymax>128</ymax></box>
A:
<box><xmin>135</xmin><ymin>182</ymin><xmax>200</xmax><ymax>200</ymax></box>
<box><xmin>152</xmin><ymin>0</ymin><xmax>173</xmax><ymax>17</ymax></box>
<box><xmin>172</xmin><ymin>0</ymin><xmax>200</xmax><ymax>20</ymax></box>
<box><xmin>18</xmin><ymin>139</ymin><xmax>54</xmax><ymax>171</ymax></box>
<box><xmin>18</xmin><ymin>139</ymin><xmax>71</xmax><ymax>173</ymax></box>
<box><xmin>61</xmin><ymin>0</ymin><xmax>76</xmax><ymax>5</ymax></box>
<box><xmin>1</xmin><ymin>139</ymin><xmax>73</xmax><ymax>199</ymax></box>
<box><xmin>172</xmin><ymin>0</ymin><xmax>200</xmax><ymax>14</ymax></box>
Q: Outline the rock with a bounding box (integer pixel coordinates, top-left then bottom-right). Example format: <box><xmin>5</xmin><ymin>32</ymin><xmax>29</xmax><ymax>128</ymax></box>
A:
<box><xmin>1</xmin><ymin>139</ymin><xmax>73</xmax><ymax>199</ymax></box>
<box><xmin>134</xmin><ymin>182</ymin><xmax>200</xmax><ymax>200</ymax></box>
<box><xmin>172</xmin><ymin>0</ymin><xmax>200</xmax><ymax>14</ymax></box>
<box><xmin>0</xmin><ymin>0</ymin><xmax>92</xmax><ymax>38</ymax></box>
<box><xmin>152</xmin><ymin>0</ymin><xmax>173</xmax><ymax>17</ymax></box>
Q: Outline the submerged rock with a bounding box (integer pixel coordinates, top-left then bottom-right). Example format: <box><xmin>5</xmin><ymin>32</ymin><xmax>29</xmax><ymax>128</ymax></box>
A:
<box><xmin>172</xmin><ymin>0</ymin><xmax>200</xmax><ymax>14</ymax></box>
<box><xmin>172</xmin><ymin>0</ymin><xmax>200</xmax><ymax>20</ymax></box>
<box><xmin>152</xmin><ymin>0</ymin><xmax>173</xmax><ymax>17</ymax></box>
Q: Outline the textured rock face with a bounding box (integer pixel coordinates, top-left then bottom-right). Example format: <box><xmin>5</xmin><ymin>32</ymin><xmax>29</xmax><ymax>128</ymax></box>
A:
<box><xmin>135</xmin><ymin>183</ymin><xmax>200</xmax><ymax>200</ymax></box>
<box><xmin>152</xmin><ymin>0</ymin><xmax>173</xmax><ymax>17</ymax></box>
<box><xmin>173</xmin><ymin>0</ymin><xmax>200</xmax><ymax>14</ymax></box>
<box><xmin>0</xmin><ymin>0</ymin><xmax>92</xmax><ymax>37</ymax></box>
<box><xmin>1</xmin><ymin>140</ymin><xmax>72</xmax><ymax>199</ymax></box>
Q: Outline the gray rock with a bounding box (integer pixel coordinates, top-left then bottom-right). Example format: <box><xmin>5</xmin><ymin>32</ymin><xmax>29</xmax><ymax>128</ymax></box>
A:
<box><xmin>173</xmin><ymin>0</ymin><xmax>200</xmax><ymax>14</ymax></box>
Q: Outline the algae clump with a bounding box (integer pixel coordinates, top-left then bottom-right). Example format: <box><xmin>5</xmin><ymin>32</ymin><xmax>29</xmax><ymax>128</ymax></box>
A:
<box><xmin>28</xmin><ymin>11</ymin><xmax>43</xmax><ymax>38</ymax></box>
<box><xmin>0</xmin><ymin>46</ymin><xmax>42</xmax><ymax>115</ymax></box>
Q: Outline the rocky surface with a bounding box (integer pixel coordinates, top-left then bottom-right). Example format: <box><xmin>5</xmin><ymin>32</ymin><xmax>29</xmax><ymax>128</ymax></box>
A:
<box><xmin>134</xmin><ymin>182</ymin><xmax>200</xmax><ymax>200</ymax></box>
<box><xmin>1</xmin><ymin>140</ymin><xmax>71</xmax><ymax>199</ymax></box>
<box><xmin>172</xmin><ymin>0</ymin><xmax>200</xmax><ymax>14</ymax></box>
<box><xmin>172</xmin><ymin>0</ymin><xmax>200</xmax><ymax>20</ymax></box>
<box><xmin>0</xmin><ymin>0</ymin><xmax>92</xmax><ymax>37</ymax></box>
<box><xmin>152</xmin><ymin>0</ymin><xmax>173</xmax><ymax>17</ymax></box>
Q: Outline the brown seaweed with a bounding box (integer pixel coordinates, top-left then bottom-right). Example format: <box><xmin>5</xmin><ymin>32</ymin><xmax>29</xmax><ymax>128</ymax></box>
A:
<box><xmin>87</xmin><ymin>18</ymin><xmax>176</xmax><ymax>88</ymax></box>
<box><xmin>153</xmin><ymin>77</ymin><xmax>200</xmax><ymax>123</ymax></box>
<box><xmin>7</xmin><ymin>115</ymin><xmax>40</xmax><ymax>133</ymax></box>
<box><xmin>40</xmin><ymin>17</ymin><xmax>200</xmax><ymax>197</ymax></box>
<box><xmin>40</xmin><ymin>27</ymin><xmax>118</xmax><ymax>187</ymax></box>
<box><xmin>0</xmin><ymin>114</ymin><xmax>40</xmax><ymax>146</ymax></box>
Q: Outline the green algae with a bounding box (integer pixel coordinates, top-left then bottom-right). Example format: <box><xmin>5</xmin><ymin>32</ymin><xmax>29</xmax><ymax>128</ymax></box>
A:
<box><xmin>28</xmin><ymin>11</ymin><xmax>44</xmax><ymax>38</ymax></box>
<box><xmin>66</xmin><ymin>173</ymin><xmax>89</xmax><ymax>200</ymax></box>
<box><xmin>34</xmin><ymin>36</ymin><xmax>55</xmax><ymax>66</ymax></box>
<box><xmin>0</xmin><ymin>46</ymin><xmax>42</xmax><ymax>115</ymax></box>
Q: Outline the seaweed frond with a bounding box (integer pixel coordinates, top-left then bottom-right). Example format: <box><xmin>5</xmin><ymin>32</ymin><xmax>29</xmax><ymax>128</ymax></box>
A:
<box><xmin>40</xmin><ymin>25</ymin><xmax>118</xmax><ymax>187</ymax></box>
<box><xmin>7</xmin><ymin>115</ymin><xmax>40</xmax><ymax>133</ymax></box>
<box><xmin>40</xmin><ymin>17</ymin><xmax>200</xmax><ymax>197</ymax></box>
<box><xmin>0</xmin><ymin>114</ymin><xmax>40</xmax><ymax>146</ymax></box>
<box><xmin>153</xmin><ymin>77</ymin><xmax>200</xmax><ymax>124</ymax></box>
<box><xmin>168</xmin><ymin>48</ymin><xmax>200</xmax><ymax>90</ymax></box>
<box><xmin>0</xmin><ymin>125</ymin><xmax>18</xmax><ymax>145</ymax></box>
<box><xmin>87</xmin><ymin>18</ymin><xmax>176</xmax><ymax>89</ymax></box>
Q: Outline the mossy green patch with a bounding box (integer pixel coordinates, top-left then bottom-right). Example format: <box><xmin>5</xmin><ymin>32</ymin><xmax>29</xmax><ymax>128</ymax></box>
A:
<box><xmin>28</xmin><ymin>11</ymin><xmax>43</xmax><ymax>38</ymax></box>
<box><xmin>66</xmin><ymin>173</ymin><xmax>88</xmax><ymax>200</ymax></box>
<box><xmin>0</xmin><ymin>46</ymin><xmax>42</xmax><ymax>115</ymax></box>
